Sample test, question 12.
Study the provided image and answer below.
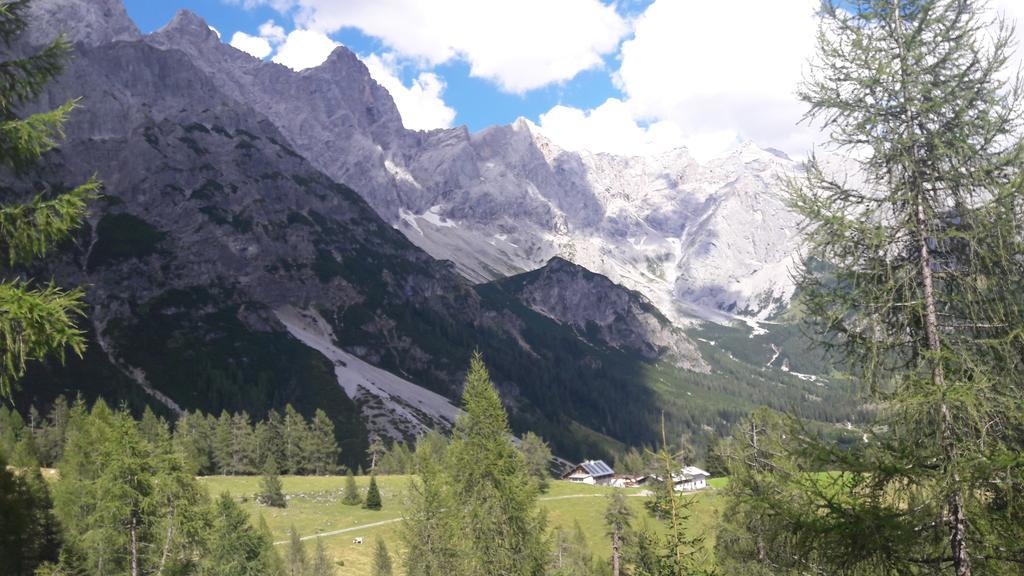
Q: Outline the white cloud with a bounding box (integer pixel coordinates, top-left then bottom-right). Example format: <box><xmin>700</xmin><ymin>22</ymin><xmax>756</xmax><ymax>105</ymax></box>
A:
<box><xmin>363</xmin><ymin>53</ymin><xmax>457</xmax><ymax>131</ymax></box>
<box><xmin>537</xmin><ymin>99</ymin><xmax>684</xmax><ymax>157</ymax></box>
<box><xmin>271</xmin><ymin>28</ymin><xmax>340</xmax><ymax>71</ymax></box>
<box><xmin>209</xmin><ymin>26</ymin><xmax>222</xmax><ymax>39</ymax></box>
<box><xmin>258</xmin><ymin>20</ymin><xmax>287</xmax><ymax>44</ymax></box>
<box><xmin>229</xmin><ymin>0</ymin><xmax>630</xmax><ymax>93</ymax></box>
<box><xmin>613</xmin><ymin>0</ymin><xmax>821</xmax><ymax>157</ymax></box>
<box><xmin>230</xmin><ymin>31</ymin><xmax>273</xmax><ymax>59</ymax></box>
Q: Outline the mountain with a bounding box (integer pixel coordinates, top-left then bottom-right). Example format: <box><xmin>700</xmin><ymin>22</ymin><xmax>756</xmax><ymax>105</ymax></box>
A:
<box><xmin>492</xmin><ymin>257</ymin><xmax>707</xmax><ymax>371</ymax></box>
<box><xmin>138</xmin><ymin>9</ymin><xmax>804</xmax><ymax>324</ymax></box>
<box><xmin>7</xmin><ymin>0</ymin><xmax>857</xmax><ymax>465</ymax></box>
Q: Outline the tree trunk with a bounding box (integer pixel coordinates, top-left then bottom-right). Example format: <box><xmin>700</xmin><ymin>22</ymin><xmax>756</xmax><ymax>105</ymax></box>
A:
<box><xmin>893</xmin><ymin>0</ymin><xmax>973</xmax><ymax>571</ymax></box>
<box><xmin>611</xmin><ymin>531</ymin><xmax>621</xmax><ymax>576</ymax></box>
<box><xmin>130</xmin><ymin>511</ymin><xmax>141</xmax><ymax>576</ymax></box>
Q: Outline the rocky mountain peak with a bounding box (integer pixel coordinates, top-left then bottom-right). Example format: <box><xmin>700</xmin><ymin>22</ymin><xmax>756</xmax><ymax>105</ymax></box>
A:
<box><xmin>156</xmin><ymin>10</ymin><xmax>220</xmax><ymax>46</ymax></box>
<box><xmin>26</xmin><ymin>0</ymin><xmax>141</xmax><ymax>47</ymax></box>
<box><xmin>495</xmin><ymin>259</ymin><xmax>708</xmax><ymax>372</ymax></box>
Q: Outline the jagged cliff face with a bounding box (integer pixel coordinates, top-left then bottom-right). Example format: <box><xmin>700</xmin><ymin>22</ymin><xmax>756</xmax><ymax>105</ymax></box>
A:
<box><xmin>494</xmin><ymin>258</ymin><xmax>708</xmax><ymax>372</ymax></box>
<box><xmin>120</xmin><ymin>8</ymin><xmax>804</xmax><ymax>324</ymax></box>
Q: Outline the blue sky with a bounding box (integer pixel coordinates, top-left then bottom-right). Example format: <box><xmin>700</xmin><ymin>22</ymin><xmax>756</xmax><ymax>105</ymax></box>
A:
<box><xmin>124</xmin><ymin>0</ymin><xmax>644</xmax><ymax>133</ymax></box>
<box><xmin>128</xmin><ymin>0</ymin><xmax>982</xmax><ymax>160</ymax></box>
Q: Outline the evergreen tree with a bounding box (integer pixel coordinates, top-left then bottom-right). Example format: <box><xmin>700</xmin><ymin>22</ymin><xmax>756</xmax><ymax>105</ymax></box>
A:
<box><xmin>202</xmin><ymin>493</ymin><xmax>282</xmax><ymax>576</ymax></box>
<box><xmin>519</xmin><ymin>431</ymin><xmax>553</xmax><ymax>493</ymax></box>
<box><xmin>367</xmin><ymin>435</ymin><xmax>386</xmax><ymax>473</ymax></box>
<box><xmin>372</xmin><ymin>539</ymin><xmax>393</xmax><ymax>576</ymax></box>
<box><xmin>402</xmin><ymin>435</ymin><xmax>459</xmax><ymax>576</ymax></box>
<box><xmin>444</xmin><ymin>352</ymin><xmax>548</xmax><ymax>575</ymax></box>
<box><xmin>625</xmin><ymin>522</ymin><xmax>662</xmax><ymax>576</ymax></box>
<box><xmin>138</xmin><ymin>406</ymin><xmax>169</xmax><ymax>445</ymax></box>
<box><xmin>604</xmin><ymin>492</ymin><xmax>633</xmax><ymax>576</ymax></box>
<box><xmin>307</xmin><ymin>409</ymin><xmax>338</xmax><ymax>476</ymax></box>
<box><xmin>213</xmin><ymin>410</ymin><xmax>233</xmax><ymax>475</ymax></box>
<box><xmin>377</xmin><ymin>441</ymin><xmax>414</xmax><ymax>475</ymax></box>
<box><xmin>0</xmin><ymin>0</ymin><xmax>99</xmax><ymax>399</ymax></box>
<box><xmin>341</xmin><ymin>469</ymin><xmax>361</xmax><ymax>506</ymax></box>
<box><xmin>0</xmin><ymin>449</ymin><xmax>61</xmax><ymax>575</ymax></box>
<box><xmin>230</xmin><ymin>411</ymin><xmax>255</xmax><ymax>474</ymax></box>
<box><xmin>363</xmin><ymin>474</ymin><xmax>382</xmax><ymax>510</ymax></box>
<box><xmin>54</xmin><ymin>402</ymin><xmax>208</xmax><ymax>576</ymax></box>
<box><xmin>769</xmin><ymin>1</ymin><xmax>1024</xmax><ymax>575</ymax></box>
<box><xmin>258</xmin><ymin>515</ymin><xmax>286</xmax><ymax>576</ymax></box>
<box><xmin>285</xmin><ymin>525</ymin><xmax>306</xmax><ymax>576</ymax></box>
<box><xmin>36</xmin><ymin>395</ymin><xmax>70</xmax><ymax>466</ymax></box>
<box><xmin>618</xmin><ymin>447</ymin><xmax>645</xmax><ymax>476</ymax></box>
<box><xmin>310</xmin><ymin>536</ymin><xmax>334</xmax><ymax>576</ymax></box>
<box><xmin>282</xmin><ymin>405</ymin><xmax>309</xmax><ymax>475</ymax></box>
<box><xmin>264</xmin><ymin>409</ymin><xmax>286</xmax><ymax>472</ymax></box>
<box><xmin>549</xmin><ymin>521</ymin><xmax>592</xmax><ymax>576</ymax></box>
<box><xmin>258</xmin><ymin>454</ymin><xmax>286</xmax><ymax>508</ymax></box>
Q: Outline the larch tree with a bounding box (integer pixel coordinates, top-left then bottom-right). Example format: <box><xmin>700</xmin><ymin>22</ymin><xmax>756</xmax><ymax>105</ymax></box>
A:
<box><xmin>776</xmin><ymin>0</ymin><xmax>1024</xmax><ymax>574</ymax></box>
<box><xmin>0</xmin><ymin>0</ymin><xmax>99</xmax><ymax>399</ymax></box>
<box><xmin>604</xmin><ymin>491</ymin><xmax>633</xmax><ymax>576</ymax></box>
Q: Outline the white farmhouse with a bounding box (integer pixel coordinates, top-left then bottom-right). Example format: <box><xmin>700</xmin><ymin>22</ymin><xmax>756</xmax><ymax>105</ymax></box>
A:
<box><xmin>672</xmin><ymin>466</ymin><xmax>711</xmax><ymax>492</ymax></box>
<box><xmin>563</xmin><ymin>460</ymin><xmax>615</xmax><ymax>486</ymax></box>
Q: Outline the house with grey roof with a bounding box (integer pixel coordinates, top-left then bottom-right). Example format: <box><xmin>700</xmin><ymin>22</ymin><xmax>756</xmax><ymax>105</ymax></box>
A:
<box><xmin>563</xmin><ymin>459</ymin><xmax>615</xmax><ymax>485</ymax></box>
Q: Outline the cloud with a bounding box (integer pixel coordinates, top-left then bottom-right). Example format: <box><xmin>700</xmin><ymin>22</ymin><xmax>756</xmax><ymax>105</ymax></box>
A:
<box><xmin>271</xmin><ymin>28</ymin><xmax>340</xmax><ymax>71</ymax></box>
<box><xmin>537</xmin><ymin>98</ymin><xmax>686</xmax><ymax>157</ymax></box>
<box><xmin>230</xmin><ymin>31</ymin><xmax>273</xmax><ymax>58</ymax></box>
<box><xmin>363</xmin><ymin>53</ymin><xmax>457</xmax><ymax>131</ymax></box>
<box><xmin>613</xmin><ymin>0</ymin><xmax>821</xmax><ymax>157</ymax></box>
<box><xmin>228</xmin><ymin>0</ymin><xmax>630</xmax><ymax>93</ymax></box>
<box><xmin>536</xmin><ymin>0</ymin><xmax>821</xmax><ymax>161</ymax></box>
<box><xmin>258</xmin><ymin>20</ymin><xmax>287</xmax><ymax>43</ymax></box>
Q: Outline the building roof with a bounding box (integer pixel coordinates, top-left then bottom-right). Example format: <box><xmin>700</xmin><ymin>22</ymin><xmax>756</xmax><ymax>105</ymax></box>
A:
<box><xmin>681</xmin><ymin>466</ymin><xmax>709</xmax><ymax>478</ymax></box>
<box><xmin>569</xmin><ymin>459</ymin><xmax>614</xmax><ymax>477</ymax></box>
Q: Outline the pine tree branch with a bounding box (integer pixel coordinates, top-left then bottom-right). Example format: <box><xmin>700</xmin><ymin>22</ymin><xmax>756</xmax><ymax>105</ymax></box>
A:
<box><xmin>0</xmin><ymin>176</ymin><xmax>98</xmax><ymax>266</ymax></box>
<box><xmin>0</xmin><ymin>279</ymin><xmax>87</xmax><ymax>397</ymax></box>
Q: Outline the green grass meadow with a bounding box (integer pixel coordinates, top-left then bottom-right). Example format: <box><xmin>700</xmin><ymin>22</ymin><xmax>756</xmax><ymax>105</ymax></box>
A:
<box><xmin>198</xmin><ymin>475</ymin><xmax>729</xmax><ymax>574</ymax></box>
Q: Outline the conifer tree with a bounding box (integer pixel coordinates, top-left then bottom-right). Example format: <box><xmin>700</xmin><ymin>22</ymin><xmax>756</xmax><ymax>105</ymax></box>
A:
<box><xmin>282</xmin><ymin>405</ymin><xmax>309</xmax><ymax>474</ymax></box>
<box><xmin>367</xmin><ymin>435</ymin><xmax>386</xmax><ymax>473</ymax></box>
<box><xmin>310</xmin><ymin>536</ymin><xmax>334</xmax><ymax>576</ymax></box>
<box><xmin>373</xmin><ymin>539</ymin><xmax>393</xmax><ymax>576</ymax></box>
<box><xmin>54</xmin><ymin>402</ymin><xmax>208</xmax><ymax>576</ymax></box>
<box><xmin>213</xmin><ymin>410</ymin><xmax>233</xmax><ymax>475</ymax></box>
<box><xmin>202</xmin><ymin>493</ymin><xmax>282</xmax><ymax>576</ymax></box>
<box><xmin>286</xmin><ymin>525</ymin><xmax>306</xmax><ymax>576</ymax></box>
<box><xmin>259</xmin><ymin>454</ymin><xmax>286</xmax><ymax>508</ymax></box>
<box><xmin>549</xmin><ymin>521</ymin><xmax>592</xmax><ymax>576</ymax></box>
<box><xmin>519</xmin><ymin>431</ymin><xmax>553</xmax><ymax>493</ymax></box>
<box><xmin>363</xmin><ymin>474</ymin><xmax>382</xmax><ymax>510</ymax></box>
<box><xmin>402</xmin><ymin>434</ymin><xmax>459</xmax><ymax>576</ymax></box>
<box><xmin>0</xmin><ymin>0</ymin><xmax>99</xmax><ymax>399</ymax></box>
<box><xmin>230</xmin><ymin>411</ymin><xmax>255</xmax><ymax>474</ymax></box>
<box><xmin>445</xmin><ymin>352</ymin><xmax>548</xmax><ymax>575</ymax></box>
<box><xmin>770</xmin><ymin>1</ymin><xmax>1024</xmax><ymax>574</ymax></box>
<box><xmin>307</xmin><ymin>409</ymin><xmax>338</xmax><ymax>475</ymax></box>
<box><xmin>604</xmin><ymin>492</ymin><xmax>632</xmax><ymax>576</ymax></box>
<box><xmin>0</xmin><ymin>449</ymin><xmax>61</xmax><ymax>575</ymax></box>
<box><xmin>341</xmin><ymin>469</ymin><xmax>361</xmax><ymax>506</ymax></box>
<box><xmin>138</xmin><ymin>405</ymin><xmax>168</xmax><ymax>445</ymax></box>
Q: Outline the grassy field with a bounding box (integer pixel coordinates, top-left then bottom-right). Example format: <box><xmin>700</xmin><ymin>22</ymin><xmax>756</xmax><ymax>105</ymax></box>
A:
<box><xmin>199</xmin><ymin>475</ymin><xmax>728</xmax><ymax>574</ymax></box>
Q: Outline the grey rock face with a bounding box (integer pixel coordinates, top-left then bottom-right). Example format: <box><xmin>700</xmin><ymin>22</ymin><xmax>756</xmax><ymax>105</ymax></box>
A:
<box><xmin>26</xmin><ymin>0</ymin><xmax>140</xmax><ymax>47</ymax></box>
<box><xmin>129</xmin><ymin>6</ymin><xmax>803</xmax><ymax>322</ymax></box>
<box><xmin>495</xmin><ymin>257</ymin><xmax>709</xmax><ymax>372</ymax></box>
